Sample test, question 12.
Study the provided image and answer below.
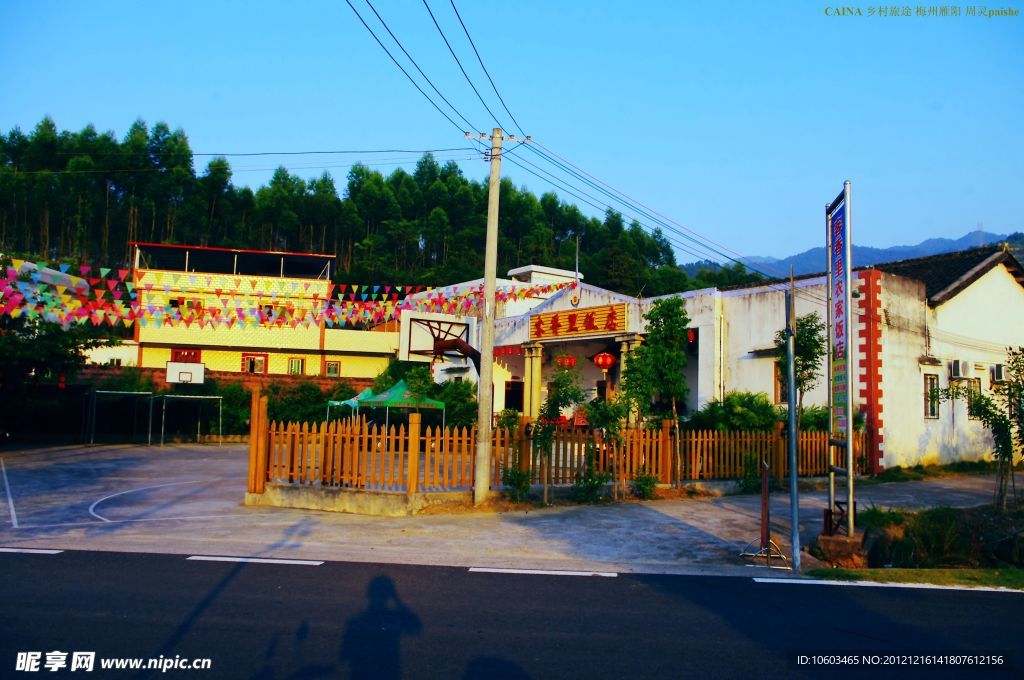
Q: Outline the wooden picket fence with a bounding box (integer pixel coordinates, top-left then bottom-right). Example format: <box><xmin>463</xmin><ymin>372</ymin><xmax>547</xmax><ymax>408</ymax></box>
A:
<box><xmin>246</xmin><ymin>390</ymin><xmax>866</xmax><ymax>496</ymax></box>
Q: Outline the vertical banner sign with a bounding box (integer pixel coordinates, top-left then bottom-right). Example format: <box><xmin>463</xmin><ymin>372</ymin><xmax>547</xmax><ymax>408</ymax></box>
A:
<box><xmin>827</xmin><ymin>191</ymin><xmax>851</xmax><ymax>435</ymax></box>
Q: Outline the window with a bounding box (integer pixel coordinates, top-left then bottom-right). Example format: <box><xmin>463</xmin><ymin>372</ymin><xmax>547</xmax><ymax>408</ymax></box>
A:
<box><xmin>923</xmin><ymin>374</ymin><xmax>939</xmax><ymax>419</ymax></box>
<box><xmin>172</xmin><ymin>348</ymin><xmax>201</xmax><ymax>363</ymax></box>
<box><xmin>967</xmin><ymin>377</ymin><xmax>982</xmax><ymax>420</ymax></box>
<box><xmin>775</xmin><ymin>361</ymin><xmax>789</xmax><ymax>404</ymax></box>
<box><xmin>325</xmin><ymin>361</ymin><xmax>340</xmax><ymax>378</ymax></box>
<box><xmin>288</xmin><ymin>358</ymin><xmax>306</xmax><ymax>376</ymax></box>
<box><xmin>242</xmin><ymin>353</ymin><xmax>267</xmax><ymax>374</ymax></box>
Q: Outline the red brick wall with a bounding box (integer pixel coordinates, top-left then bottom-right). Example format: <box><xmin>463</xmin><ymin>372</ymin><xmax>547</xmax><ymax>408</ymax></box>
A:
<box><xmin>857</xmin><ymin>270</ymin><xmax>884</xmax><ymax>473</ymax></box>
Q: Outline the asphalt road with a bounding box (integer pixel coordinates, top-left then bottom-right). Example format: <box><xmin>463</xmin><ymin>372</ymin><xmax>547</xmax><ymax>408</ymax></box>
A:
<box><xmin>0</xmin><ymin>549</ymin><xmax>1018</xmax><ymax>679</ymax></box>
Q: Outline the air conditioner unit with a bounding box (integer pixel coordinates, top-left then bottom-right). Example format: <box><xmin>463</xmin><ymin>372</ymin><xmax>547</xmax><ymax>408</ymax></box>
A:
<box><xmin>992</xmin><ymin>364</ymin><xmax>1007</xmax><ymax>383</ymax></box>
<box><xmin>948</xmin><ymin>360</ymin><xmax>966</xmax><ymax>380</ymax></box>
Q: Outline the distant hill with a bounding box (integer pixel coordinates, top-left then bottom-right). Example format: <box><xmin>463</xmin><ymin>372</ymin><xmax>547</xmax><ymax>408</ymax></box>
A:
<box><xmin>731</xmin><ymin>230</ymin><xmax>1016</xmax><ymax>277</ymax></box>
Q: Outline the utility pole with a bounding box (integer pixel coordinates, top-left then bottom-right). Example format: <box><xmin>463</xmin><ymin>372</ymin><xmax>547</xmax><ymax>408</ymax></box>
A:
<box><xmin>467</xmin><ymin>128</ymin><xmax>530</xmax><ymax>505</ymax></box>
<box><xmin>786</xmin><ymin>267</ymin><xmax>800</xmax><ymax>570</ymax></box>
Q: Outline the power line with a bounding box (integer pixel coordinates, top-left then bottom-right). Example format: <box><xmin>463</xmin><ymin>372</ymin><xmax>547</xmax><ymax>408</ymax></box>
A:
<box><xmin>43</xmin><ymin>146</ymin><xmax>477</xmax><ymax>158</ymax></box>
<box><xmin>343</xmin><ymin>0</ymin><xmax>468</xmax><ymax>135</ymax></box>
<box><xmin>421</xmin><ymin>0</ymin><xmax>506</xmax><ymax>131</ymax></box>
<box><xmin>5</xmin><ymin>152</ymin><xmax>480</xmax><ymax>177</ymax></box>
<box><xmin>500</xmin><ymin>152</ymin><xmax>729</xmax><ymax>267</ymax></box>
<box><xmin>361</xmin><ymin>0</ymin><xmax>480</xmax><ymax>134</ymax></box>
<box><xmin>448</xmin><ymin>0</ymin><xmax>526</xmax><ymax>137</ymax></box>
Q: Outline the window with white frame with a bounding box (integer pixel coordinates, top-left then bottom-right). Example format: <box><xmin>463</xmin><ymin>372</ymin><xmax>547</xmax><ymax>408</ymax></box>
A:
<box><xmin>325</xmin><ymin>361</ymin><xmax>340</xmax><ymax>378</ymax></box>
<box><xmin>288</xmin><ymin>358</ymin><xmax>305</xmax><ymax>375</ymax></box>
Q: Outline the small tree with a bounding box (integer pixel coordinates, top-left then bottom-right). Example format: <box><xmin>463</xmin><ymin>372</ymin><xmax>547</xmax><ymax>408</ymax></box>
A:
<box><xmin>585</xmin><ymin>396</ymin><xmax>630</xmax><ymax>498</ymax></box>
<box><xmin>533</xmin><ymin>364</ymin><xmax>585</xmax><ymax>505</ymax></box>
<box><xmin>938</xmin><ymin>346</ymin><xmax>1024</xmax><ymax>512</ymax></box>
<box><xmin>622</xmin><ymin>297</ymin><xmax>690</xmax><ymax>485</ymax></box>
<box><xmin>774</xmin><ymin>311</ymin><xmax>827</xmax><ymax>429</ymax></box>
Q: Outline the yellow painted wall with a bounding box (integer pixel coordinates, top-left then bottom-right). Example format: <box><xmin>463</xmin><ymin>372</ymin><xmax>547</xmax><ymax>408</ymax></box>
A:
<box><xmin>134</xmin><ymin>268</ymin><xmax>398</xmax><ymax>380</ymax></box>
<box><xmin>142</xmin><ymin>346</ymin><xmax>173</xmax><ymax>367</ymax></box>
<box><xmin>138</xmin><ymin>322</ymin><xmax>323</xmax><ymax>350</ymax></box>
<box><xmin>324</xmin><ymin>329</ymin><xmax>398</xmax><ymax>354</ymax></box>
<box><xmin>334</xmin><ymin>355</ymin><xmax>392</xmax><ymax>379</ymax></box>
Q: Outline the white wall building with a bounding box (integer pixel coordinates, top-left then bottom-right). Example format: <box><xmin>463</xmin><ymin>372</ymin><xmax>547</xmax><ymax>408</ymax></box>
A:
<box><xmin>404</xmin><ymin>247</ymin><xmax>1024</xmax><ymax>470</ymax></box>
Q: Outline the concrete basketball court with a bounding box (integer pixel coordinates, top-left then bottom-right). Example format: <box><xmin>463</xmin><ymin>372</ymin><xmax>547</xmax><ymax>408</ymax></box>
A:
<box><xmin>0</xmin><ymin>442</ymin><xmax>1000</xmax><ymax>576</ymax></box>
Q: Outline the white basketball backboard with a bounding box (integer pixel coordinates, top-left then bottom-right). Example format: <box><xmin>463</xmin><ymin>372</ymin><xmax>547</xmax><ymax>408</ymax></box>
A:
<box><xmin>166</xmin><ymin>362</ymin><xmax>205</xmax><ymax>384</ymax></box>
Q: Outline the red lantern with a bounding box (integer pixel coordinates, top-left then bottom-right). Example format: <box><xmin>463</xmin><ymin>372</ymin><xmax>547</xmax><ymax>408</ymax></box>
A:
<box><xmin>555</xmin><ymin>355</ymin><xmax>577</xmax><ymax>368</ymax></box>
<box><xmin>593</xmin><ymin>352</ymin><xmax>617</xmax><ymax>372</ymax></box>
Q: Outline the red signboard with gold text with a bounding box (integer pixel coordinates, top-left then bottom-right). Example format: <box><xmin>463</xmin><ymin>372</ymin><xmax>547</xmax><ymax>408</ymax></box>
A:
<box><xmin>529</xmin><ymin>304</ymin><xmax>626</xmax><ymax>340</ymax></box>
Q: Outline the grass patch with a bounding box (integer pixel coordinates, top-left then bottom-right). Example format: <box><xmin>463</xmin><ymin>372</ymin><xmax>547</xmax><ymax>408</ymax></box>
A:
<box><xmin>863</xmin><ymin>460</ymin><xmax>1002</xmax><ymax>485</ymax></box>
<box><xmin>806</xmin><ymin>567</ymin><xmax>1024</xmax><ymax>590</ymax></box>
<box><xmin>857</xmin><ymin>505</ymin><xmax>906</xmax><ymax>531</ymax></box>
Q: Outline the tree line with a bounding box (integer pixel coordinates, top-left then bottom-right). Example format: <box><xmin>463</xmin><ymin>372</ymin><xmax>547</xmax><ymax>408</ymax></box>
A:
<box><xmin>0</xmin><ymin>117</ymin><xmax>762</xmax><ymax>295</ymax></box>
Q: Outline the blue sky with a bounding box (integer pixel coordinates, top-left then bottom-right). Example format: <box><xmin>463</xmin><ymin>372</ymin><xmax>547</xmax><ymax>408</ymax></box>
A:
<box><xmin>1</xmin><ymin>1</ymin><xmax>1021</xmax><ymax>263</ymax></box>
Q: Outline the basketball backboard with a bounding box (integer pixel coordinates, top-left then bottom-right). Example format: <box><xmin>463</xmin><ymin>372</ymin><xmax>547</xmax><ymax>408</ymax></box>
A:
<box><xmin>398</xmin><ymin>311</ymin><xmax>477</xmax><ymax>364</ymax></box>
<box><xmin>166</xmin><ymin>362</ymin><xmax>205</xmax><ymax>384</ymax></box>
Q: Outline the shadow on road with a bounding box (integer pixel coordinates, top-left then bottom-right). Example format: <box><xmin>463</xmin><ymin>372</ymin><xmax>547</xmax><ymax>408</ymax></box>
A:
<box><xmin>339</xmin><ymin>575</ymin><xmax>422</xmax><ymax>679</ymax></box>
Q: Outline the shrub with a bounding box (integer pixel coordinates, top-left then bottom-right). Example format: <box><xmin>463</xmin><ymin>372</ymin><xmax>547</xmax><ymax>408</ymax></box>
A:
<box><xmin>894</xmin><ymin>507</ymin><xmax>973</xmax><ymax>568</ymax></box>
<box><xmin>500</xmin><ymin>465</ymin><xmax>531</xmax><ymax>502</ymax></box>
<box><xmin>631</xmin><ymin>471</ymin><xmax>658</xmax><ymax>500</ymax></box>
<box><xmin>495</xmin><ymin>408</ymin><xmax>521</xmax><ymax>432</ymax></box>
<box><xmin>737</xmin><ymin>453</ymin><xmax>763</xmax><ymax>494</ymax></box>
<box><xmin>688</xmin><ymin>391</ymin><xmax>779</xmax><ymax>431</ymax></box>
<box><xmin>857</xmin><ymin>505</ymin><xmax>906</xmax><ymax>531</ymax></box>
<box><xmin>572</xmin><ymin>447</ymin><xmax>612</xmax><ymax>503</ymax></box>
<box><xmin>798</xmin><ymin>405</ymin><xmax>830</xmax><ymax>431</ymax></box>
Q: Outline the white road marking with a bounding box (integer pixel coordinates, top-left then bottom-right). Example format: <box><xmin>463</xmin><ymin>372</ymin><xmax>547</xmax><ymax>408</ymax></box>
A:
<box><xmin>0</xmin><ymin>547</ymin><xmax>63</xmax><ymax>555</ymax></box>
<box><xmin>88</xmin><ymin>480</ymin><xmax>209</xmax><ymax>522</ymax></box>
<box><xmin>469</xmin><ymin>567</ymin><xmax>618</xmax><ymax>578</ymax></box>
<box><xmin>187</xmin><ymin>556</ymin><xmax>324</xmax><ymax>566</ymax></box>
<box><xmin>753</xmin><ymin>577</ymin><xmax>1023</xmax><ymax>593</ymax></box>
<box><xmin>1</xmin><ymin>458</ymin><xmax>18</xmax><ymax>528</ymax></box>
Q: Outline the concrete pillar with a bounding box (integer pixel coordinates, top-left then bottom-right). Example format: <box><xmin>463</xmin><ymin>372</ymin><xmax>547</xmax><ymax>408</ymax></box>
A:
<box><xmin>522</xmin><ymin>342</ymin><xmax>543</xmax><ymax>420</ymax></box>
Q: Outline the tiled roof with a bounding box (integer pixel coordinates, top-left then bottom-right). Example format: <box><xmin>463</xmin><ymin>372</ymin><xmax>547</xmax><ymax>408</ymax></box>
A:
<box><xmin>718</xmin><ymin>245</ymin><xmax>1024</xmax><ymax>305</ymax></box>
<box><xmin>872</xmin><ymin>245</ymin><xmax>1024</xmax><ymax>304</ymax></box>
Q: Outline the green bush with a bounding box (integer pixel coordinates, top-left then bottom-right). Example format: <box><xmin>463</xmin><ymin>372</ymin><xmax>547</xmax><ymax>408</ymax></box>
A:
<box><xmin>631</xmin><ymin>471</ymin><xmax>658</xmax><ymax>500</ymax></box>
<box><xmin>687</xmin><ymin>391</ymin><xmax>779</xmax><ymax>431</ymax></box>
<box><xmin>894</xmin><ymin>507</ymin><xmax>972</xmax><ymax>568</ymax></box>
<box><xmin>495</xmin><ymin>408</ymin><xmax>521</xmax><ymax>432</ymax></box>
<box><xmin>797</xmin><ymin>405</ymin><xmax>830</xmax><ymax>431</ymax></box>
<box><xmin>94</xmin><ymin>366</ymin><xmax>158</xmax><ymax>393</ymax></box>
<box><xmin>857</xmin><ymin>505</ymin><xmax>906</xmax><ymax>531</ymax></box>
<box><xmin>737</xmin><ymin>453</ymin><xmax>763</xmax><ymax>494</ymax></box>
<box><xmin>264</xmin><ymin>378</ymin><xmax>357</xmax><ymax>425</ymax></box>
<box><xmin>500</xmin><ymin>465</ymin><xmax>532</xmax><ymax>502</ymax></box>
<box><xmin>572</xmin><ymin>447</ymin><xmax>612</xmax><ymax>503</ymax></box>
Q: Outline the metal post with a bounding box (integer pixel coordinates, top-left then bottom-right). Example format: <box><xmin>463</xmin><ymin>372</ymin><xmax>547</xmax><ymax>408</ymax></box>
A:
<box><xmin>160</xmin><ymin>397</ymin><xmax>166</xmax><ymax>447</ymax></box>
<box><xmin>147</xmin><ymin>395</ymin><xmax>153</xmax><ymax>447</ymax></box>
<box><xmin>89</xmin><ymin>390</ymin><xmax>97</xmax><ymax>445</ymax></box>
<box><xmin>219</xmin><ymin>398</ymin><xmax>223</xmax><ymax>447</ymax></box>
<box><xmin>473</xmin><ymin>127</ymin><xmax>504</xmax><ymax>505</ymax></box>
<box><xmin>843</xmin><ymin>180</ymin><xmax>855</xmax><ymax>538</ymax></box>
<box><xmin>786</xmin><ymin>283</ymin><xmax>800</xmax><ymax>570</ymax></box>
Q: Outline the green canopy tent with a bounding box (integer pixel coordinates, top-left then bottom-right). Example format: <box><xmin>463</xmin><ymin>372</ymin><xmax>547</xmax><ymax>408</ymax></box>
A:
<box><xmin>326</xmin><ymin>387</ymin><xmax>375</xmax><ymax>421</ymax></box>
<box><xmin>361</xmin><ymin>379</ymin><xmax>446</xmax><ymax>435</ymax></box>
